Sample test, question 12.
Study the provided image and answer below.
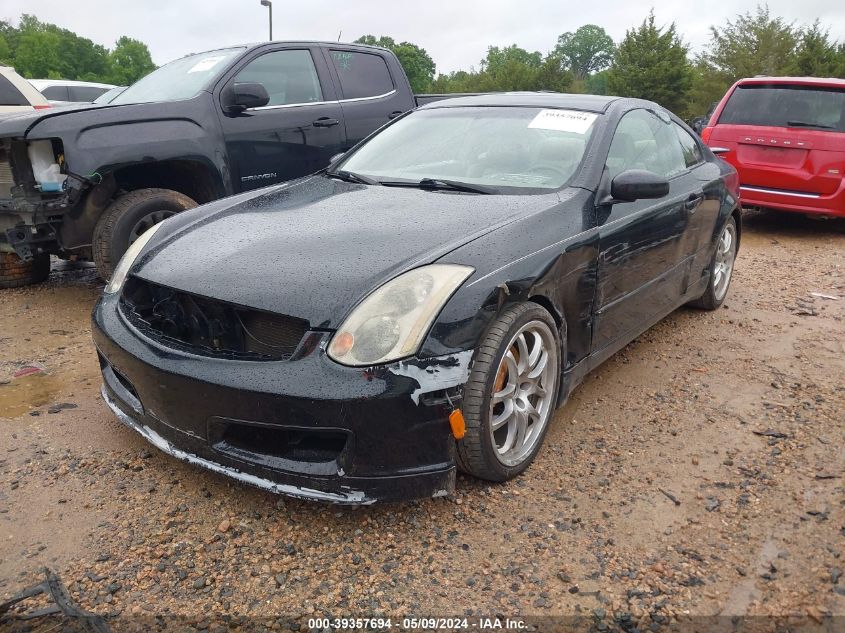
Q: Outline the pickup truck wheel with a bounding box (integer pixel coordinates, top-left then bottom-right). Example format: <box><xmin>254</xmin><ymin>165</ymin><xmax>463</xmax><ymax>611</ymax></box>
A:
<box><xmin>0</xmin><ymin>252</ymin><xmax>51</xmax><ymax>289</ymax></box>
<box><xmin>93</xmin><ymin>188</ymin><xmax>197</xmax><ymax>280</ymax></box>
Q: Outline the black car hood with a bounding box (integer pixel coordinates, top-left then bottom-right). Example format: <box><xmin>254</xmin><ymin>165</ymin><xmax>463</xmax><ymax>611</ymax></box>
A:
<box><xmin>135</xmin><ymin>176</ymin><xmax>560</xmax><ymax>328</ymax></box>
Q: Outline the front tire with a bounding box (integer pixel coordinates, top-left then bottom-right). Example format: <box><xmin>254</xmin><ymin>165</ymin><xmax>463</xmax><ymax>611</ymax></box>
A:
<box><xmin>456</xmin><ymin>302</ymin><xmax>561</xmax><ymax>482</ymax></box>
<box><xmin>93</xmin><ymin>188</ymin><xmax>197</xmax><ymax>280</ymax></box>
<box><xmin>688</xmin><ymin>216</ymin><xmax>737</xmax><ymax>311</ymax></box>
<box><xmin>0</xmin><ymin>252</ymin><xmax>50</xmax><ymax>289</ymax></box>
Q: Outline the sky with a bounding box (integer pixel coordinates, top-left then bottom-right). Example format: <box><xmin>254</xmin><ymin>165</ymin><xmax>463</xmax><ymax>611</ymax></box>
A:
<box><xmin>3</xmin><ymin>0</ymin><xmax>844</xmax><ymax>74</ymax></box>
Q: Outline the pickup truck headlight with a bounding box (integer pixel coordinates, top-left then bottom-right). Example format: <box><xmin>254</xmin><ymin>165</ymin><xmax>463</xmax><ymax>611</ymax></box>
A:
<box><xmin>104</xmin><ymin>223</ymin><xmax>164</xmax><ymax>294</ymax></box>
<box><xmin>327</xmin><ymin>264</ymin><xmax>474</xmax><ymax>367</ymax></box>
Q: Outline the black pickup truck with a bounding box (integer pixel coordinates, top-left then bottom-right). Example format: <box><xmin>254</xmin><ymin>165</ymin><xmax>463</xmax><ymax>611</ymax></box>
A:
<box><xmin>0</xmin><ymin>41</ymin><xmax>450</xmax><ymax>287</ymax></box>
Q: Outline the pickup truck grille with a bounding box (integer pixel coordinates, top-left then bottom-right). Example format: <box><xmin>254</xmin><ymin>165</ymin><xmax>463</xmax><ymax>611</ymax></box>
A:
<box><xmin>119</xmin><ymin>277</ymin><xmax>308</xmax><ymax>361</ymax></box>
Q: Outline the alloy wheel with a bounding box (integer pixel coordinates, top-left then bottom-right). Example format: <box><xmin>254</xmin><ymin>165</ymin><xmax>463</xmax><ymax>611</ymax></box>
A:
<box><xmin>488</xmin><ymin>320</ymin><xmax>557</xmax><ymax>467</ymax></box>
<box><xmin>713</xmin><ymin>222</ymin><xmax>737</xmax><ymax>301</ymax></box>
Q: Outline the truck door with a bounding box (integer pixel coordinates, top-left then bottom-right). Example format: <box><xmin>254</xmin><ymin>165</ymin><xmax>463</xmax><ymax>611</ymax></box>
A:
<box><xmin>321</xmin><ymin>48</ymin><xmax>413</xmax><ymax>148</ymax></box>
<box><xmin>218</xmin><ymin>46</ymin><xmax>346</xmax><ymax>192</ymax></box>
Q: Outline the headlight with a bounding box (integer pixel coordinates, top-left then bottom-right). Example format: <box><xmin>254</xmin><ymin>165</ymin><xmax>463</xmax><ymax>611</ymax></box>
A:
<box><xmin>327</xmin><ymin>264</ymin><xmax>474</xmax><ymax>366</ymax></box>
<box><xmin>104</xmin><ymin>223</ymin><xmax>164</xmax><ymax>294</ymax></box>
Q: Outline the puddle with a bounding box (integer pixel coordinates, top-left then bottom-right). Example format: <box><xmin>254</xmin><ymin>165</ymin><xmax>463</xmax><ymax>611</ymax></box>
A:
<box><xmin>0</xmin><ymin>372</ymin><xmax>64</xmax><ymax>418</ymax></box>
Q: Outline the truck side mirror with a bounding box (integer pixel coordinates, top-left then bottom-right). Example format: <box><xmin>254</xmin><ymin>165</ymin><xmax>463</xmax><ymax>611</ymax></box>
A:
<box><xmin>223</xmin><ymin>82</ymin><xmax>270</xmax><ymax>113</ymax></box>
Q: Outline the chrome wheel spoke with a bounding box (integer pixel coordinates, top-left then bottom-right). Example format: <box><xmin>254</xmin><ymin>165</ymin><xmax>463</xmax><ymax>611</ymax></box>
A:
<box><xmin>515</xmin><ymin>333</ymin><xmax>529</xmax><ymax>374</ymax></box>
<box><xmin>513</xmin><ymin>411</ymin><xmax>528</xmax><ymax>451</ymax></box>
<box><xmin>492</xmin><ymin>381</ymin><xmax>516</xmax><ymax>404</ymax></box>
<box><xmin>491</xmin><ymin>399</ymin><xmax>515</xmax><ymax>431</ymax></box>
<box><xmin>526</xmin><ymin>349</ymin><xmax>548</xmax><ymax>381</ymax></box>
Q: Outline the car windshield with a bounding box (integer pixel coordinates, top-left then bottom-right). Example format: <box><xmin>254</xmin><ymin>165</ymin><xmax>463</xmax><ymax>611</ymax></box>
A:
<box><xmin>111</xmin><ymin>47</ymin><xmax>244</xmax><ymax>105</ymax></box>
<box><xmin>718</xmin><ymin>84</ymin><xmax>845</xmax><ymax>132</ymax></box>
<box><xmin>93</xmin><ymin>86</ymin><xmax>126</xmax><ymax>104</ymax></box>
<box><xmin>336</xmin><ymin>106</ymin><xmax>598</xmax><ymax>193</ymax></box>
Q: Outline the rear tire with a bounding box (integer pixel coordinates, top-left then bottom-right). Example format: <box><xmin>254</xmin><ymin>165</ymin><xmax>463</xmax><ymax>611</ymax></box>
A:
<box><xmin>688</xmin><ymin>216</ymin><xmax>737</xmax><ymax>311</ymax></box>
<box><xmin>0</xmin><ymin>252</ymin><xmax>50</xmax><ymax>289</ymax></box>
<box><xmin>93</xmin><ymin>188</ymin><xmax>196</xmax><ymax>280</ymax></box>
<box><xmin>456</xmin><ymin>302</ymin><xmax>561</xmax><ymax>482</ymax></box>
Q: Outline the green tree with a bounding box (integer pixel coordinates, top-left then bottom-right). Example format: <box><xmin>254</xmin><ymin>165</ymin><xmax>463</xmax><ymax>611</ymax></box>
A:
<box><xmin>0</xmin><ymin>33</ymin><xmax>12</xmax><ymax>65</ymax></box>
<box><xmin>607</xmin><ymin>12</ymin><xmax>693</xmax><ymax>114</ymax></box>
<box><xmin>704</xmin><ymin>5</ymin><xmax>798</xmax><ymax>79</ymax></box>
<box><xmin>478</xmin><ymin>45</ymin><xmax>543</xmax><ymax>91</ymax></box>
<box><xmin>786</xmin><ymin>21</ymin><xmax>841</xmax><ymax>77</ymax></box>
<box><xmin>13</xmin><ymin>28</ymin><xmax>62</xmax><ymax>78</ymax></box>
<box><xmin>584</xmin><ymin>70</ymin><xmax>610</xmax><ymax>95</ymax></box>
<box><xmin>355</xmin><ymin>35</ymin><xmax>435</xmax><ymax>92</ymax></box>
<box><xmin>686</xmin><ymin>58</ymin><xmax>731</xmax><ymax>118</ymax></box>
<box><xmin>108</xmin><ymin>36</ymin><xmax>155</xmax><ymax>85</ymax></box>
<box><xmin>554</xmin><ymin>25</ymin><xmax>615</xmax><ymax>80</ymax></box>
<box><xmin>533</xmin><ymin>54</ymin><xmax>575</xmax><ymax>92</ymax></box>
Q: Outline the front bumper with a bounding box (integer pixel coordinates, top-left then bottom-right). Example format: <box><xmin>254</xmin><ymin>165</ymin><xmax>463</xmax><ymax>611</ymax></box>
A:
<box><xmin>92</xmin><ymin>294</ymin><xmax>474</xmax><ymax>503</ymax></box>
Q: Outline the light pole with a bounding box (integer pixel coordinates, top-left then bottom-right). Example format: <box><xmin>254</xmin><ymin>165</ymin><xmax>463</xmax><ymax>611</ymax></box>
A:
<box><xmin>260</xmin><ymin>0</ymin><xmax>273</xmax><ymax>41</ymax></box>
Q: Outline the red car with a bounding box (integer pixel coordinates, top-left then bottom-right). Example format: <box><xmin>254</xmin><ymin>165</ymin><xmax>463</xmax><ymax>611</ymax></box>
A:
<box><xmin>702</xmin><ymin>77</ymin><xmax>845</xmax><ymax>217</ymax></box>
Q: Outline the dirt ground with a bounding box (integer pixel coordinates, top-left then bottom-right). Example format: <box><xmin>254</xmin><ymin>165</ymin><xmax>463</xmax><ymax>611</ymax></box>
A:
<box><xmin>0</xmin><ymin>209</ymin><xmax>843</xmax><ymax>632</ymax></box>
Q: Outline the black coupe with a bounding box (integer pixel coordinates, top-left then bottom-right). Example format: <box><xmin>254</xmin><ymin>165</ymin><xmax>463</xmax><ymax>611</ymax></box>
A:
<box><xmin>93</xmin><ymin>93</ymin><xmax>741</xmax><ymax>503</ymax></box>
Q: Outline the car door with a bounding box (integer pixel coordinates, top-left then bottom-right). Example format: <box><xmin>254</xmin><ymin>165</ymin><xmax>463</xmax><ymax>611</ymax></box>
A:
<box><xmin>592</xmin><ymin>108</ymin><xmax>693</xmax><ymax>352</ymax></box>
<box><xmin>218</xmin><ymin>46</ymin><xmax>346</xmax><ymax>192</ymax></box>
<box><xmin>672</xmin><ymin>120</ymin><xmax>724</xmax><ymax>287</ymax></box>
<box><xmin>321</xmin><ymin>48</ymin><xmax>411</xmax><ymax>148</ymax></box>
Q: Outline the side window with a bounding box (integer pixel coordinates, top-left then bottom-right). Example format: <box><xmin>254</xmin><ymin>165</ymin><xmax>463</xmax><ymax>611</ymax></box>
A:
<box><xmin>0</xmin><ymin>76</ymin><xmax>27</xmax><ymax>105</ymax></box>
<box><xmin>329</xmin><ymin>51</ymin><xmax>394</xmax><ymax>99</ymax></box>
<box><xmin>70</xmin><ymin>86</ymin><xmax>109</xmax><ymax>102</ymax></box>
<box><xmin>234</xmin><ymin>50</ymin><xmax>323</xmax><ymax>107</ymax></box>
<box><xmin>41</xmin><ymin>85</ymin><xmax>70</xmax><ymax>101</ymax></box>
<box><xmin>606</xmin><ymin>109</ymin><xmax>687</xmax><ymax>180</ymax></box>
<box><xmin>673</xmin><ymin>122</ymin><xmax>704</xmax><ymax>168</ymax></box>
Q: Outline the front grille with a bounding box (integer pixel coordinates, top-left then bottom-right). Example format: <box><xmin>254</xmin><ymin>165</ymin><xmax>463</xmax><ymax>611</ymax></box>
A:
<box><xmin>119</xmin><ymin>277</ymin><xmax>308</xmax><ymax>361</ymax></box>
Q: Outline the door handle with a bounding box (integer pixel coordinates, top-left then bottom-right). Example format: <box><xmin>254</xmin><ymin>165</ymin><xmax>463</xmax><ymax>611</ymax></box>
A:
<box><xmin>313</xmin><ymin>117</ymin><xmax>340</xmax><ymax>128</ymax></box>
<box><xmin>684</xmin><ymin>192</ymin><xmax>704</xmax><ymax>212</ymax></box>
<box><xmin>388</xmin><ymin>110</ymin><xmax>404</xmax><ymax>120</ymax></box>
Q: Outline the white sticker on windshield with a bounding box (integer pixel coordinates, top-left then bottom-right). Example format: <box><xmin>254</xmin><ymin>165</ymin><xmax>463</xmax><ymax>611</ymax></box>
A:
<box><xmin>188</xmin><ymin>56</ymin><xmax>225</xmax><ymax>73</ymax></box>
<box><xmin>528</xmin><ymin>109</ymin><xmax>597</xmax><ymax>134</ymax></box>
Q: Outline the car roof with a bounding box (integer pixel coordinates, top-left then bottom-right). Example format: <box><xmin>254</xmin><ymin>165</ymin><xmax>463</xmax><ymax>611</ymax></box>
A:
<box><xmin>29</xmin><ymin>79</ymin><xmax>116</xmax><ymax>89</ymax></box>
<box><xmin>418</xmin><ymin>92</ymin><xmax>622</xmax><ymax>113</ymax></box>
<box><xmin>736</xmin><ymin>76</ymin><xmax>845</xmax><ymax>88</ymax></box>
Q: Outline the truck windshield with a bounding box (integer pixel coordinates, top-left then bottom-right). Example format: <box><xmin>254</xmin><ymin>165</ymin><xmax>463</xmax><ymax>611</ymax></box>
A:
<box><xmin>111</xmin><ymin>48</ymin><xmax>244</xmax><ymax>105</ymax></box>
<box><xmin>718</xmin><ymin>84</ymin><xmax>845</xmax><ymax>132</ymax></box>
<box><xmin>336</xmin><ymin>106</ymin><xmax>597</xmax><ymax>193</ymax></box>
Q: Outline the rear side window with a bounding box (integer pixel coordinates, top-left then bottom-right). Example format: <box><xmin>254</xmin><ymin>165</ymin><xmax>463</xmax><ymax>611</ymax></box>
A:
<box><xmin>329</xmin><ymin>50</ymin><xmax>394</xmax><ymax>99</ymax></box>
<box><xmin>41</xmin><ymin>85</ymin><xmax>69</xmax><ymax>101</ymax></box>
<box><xmin>234</xmin><ymin>49</ymin><xmax>323</xmax><ymax>106</ymax></box>
<box><xmin>69</xmin><ymin>86</ymin><xmax>110</xmax><ymax>102</ymax></box>
<box><xmin>718</xmin><ymin>85</ymin><xmax>845</xmax><ymax>132</ymax></box>
<box><xmin>672</xmin><ymin>122</ymin><xmax>704</xmax><ymax>168</ymax></box>
<box><xmin>0</xmin><ymin>76</ymin><xmax>27</xmax><ymax>105</ymax></box>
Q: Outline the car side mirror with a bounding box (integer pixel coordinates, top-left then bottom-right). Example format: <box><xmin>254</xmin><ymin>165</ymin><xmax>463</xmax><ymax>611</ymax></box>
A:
<box><xmin>609</xmin><ymin>169</ymin><xmax>669</xmax><ymax>202</ymax></box>
<box><xmin>223</xmin><ymin>82</ymin><xmax>270</xmax><ymax>113</ymax></box>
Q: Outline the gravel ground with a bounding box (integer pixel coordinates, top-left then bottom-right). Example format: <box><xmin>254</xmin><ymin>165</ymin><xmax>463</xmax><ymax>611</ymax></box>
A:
<box><xmin>0</xmin><ymin>209</ymin><xmax>843</xmax><ymax>632</ymax></box>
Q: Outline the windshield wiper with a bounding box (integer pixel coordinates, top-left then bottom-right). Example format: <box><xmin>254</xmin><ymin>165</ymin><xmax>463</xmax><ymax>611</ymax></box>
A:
<box><xmin>419</xmin><ymin>178</ymin><xmax>495</xmax><ymax>194</ymax></box>
<box><xmin>380</xmin><ymin>178</ymin><xmax>493</xmax><ymax>194</ymax></box>
<box><xmin>325</xmin><ymin>170</ymin><xmax>380</xmax><ymax>185</ymax></box>
<box><xmin>786</xmin><ymin>120</ymin><xmax>836</xmax><ymax>130</ymax></box>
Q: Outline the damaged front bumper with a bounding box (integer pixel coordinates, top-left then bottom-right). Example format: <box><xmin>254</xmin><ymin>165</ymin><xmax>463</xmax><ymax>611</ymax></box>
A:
<box><xmin>92</xmin><ymin>294</ymin><xmax>474</xmax><ymax>504</ymax></box>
